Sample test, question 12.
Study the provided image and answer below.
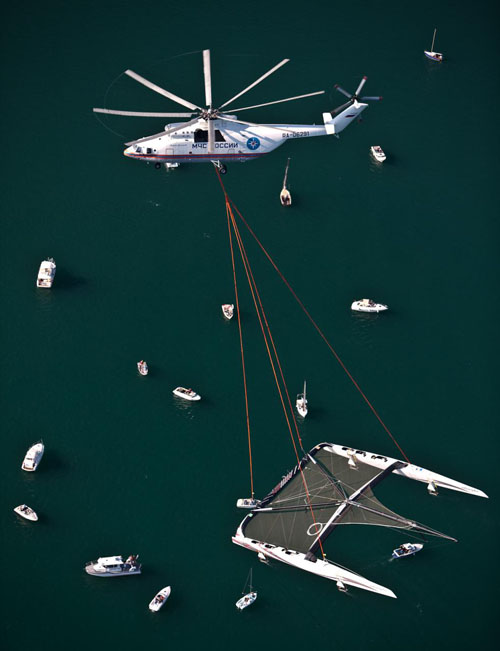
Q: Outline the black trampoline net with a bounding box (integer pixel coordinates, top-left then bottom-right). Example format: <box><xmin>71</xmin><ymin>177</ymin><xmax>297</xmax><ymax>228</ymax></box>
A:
<box><xmin>242</xmin><ymin>445</ymin><xmax>418</xmax><ymax>554</ymax></box>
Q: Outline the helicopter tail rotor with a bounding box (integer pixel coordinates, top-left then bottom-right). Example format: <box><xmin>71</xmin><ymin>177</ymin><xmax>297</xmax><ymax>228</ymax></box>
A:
<box><xmin>332</xmin><ymin>76</ymin><xmax>382</xmax><ymax>112</ymax></box>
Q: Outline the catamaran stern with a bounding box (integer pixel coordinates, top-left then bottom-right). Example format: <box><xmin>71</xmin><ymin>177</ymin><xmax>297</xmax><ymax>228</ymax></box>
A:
<box><xmin>232</xmin><ymin>529</ymin><xmax>396</xmax><ymax>599</ymax></box>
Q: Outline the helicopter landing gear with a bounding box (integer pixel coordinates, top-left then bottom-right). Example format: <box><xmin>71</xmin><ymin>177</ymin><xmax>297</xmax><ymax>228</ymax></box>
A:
<box><xmin>211</xmin><ymin>160</ymin><xmax>227</xmax><ymax>174</ymax></box>
<box><xmin>154</xmin><ymin>162</ymin><xmax>161</xmax><ymax>170</ymax></box>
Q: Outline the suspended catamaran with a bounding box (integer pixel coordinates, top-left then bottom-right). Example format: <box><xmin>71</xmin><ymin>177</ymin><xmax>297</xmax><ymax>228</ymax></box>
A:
<box><xmin>232</xmin><ymin>442</ymin><xmax>487</xmax><ymax>599</ymax></box>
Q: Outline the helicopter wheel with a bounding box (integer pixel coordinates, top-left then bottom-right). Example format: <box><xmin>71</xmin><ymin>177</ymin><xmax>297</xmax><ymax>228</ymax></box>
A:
<box><xmin>219</xmin><ymin>164</ymin><xmax>227</xmax><ymax>175</ymax></box>
<box><xmin>154</xmin><ymin>163</ymin><xmax>161</xmax><ymax>170</ymax></box>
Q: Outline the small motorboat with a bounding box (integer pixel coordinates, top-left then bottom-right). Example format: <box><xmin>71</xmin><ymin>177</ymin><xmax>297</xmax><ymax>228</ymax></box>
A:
<box><xmin>36</xmin><ymin>258</ymin><xmax>56</xmax><ymax>288</ymax></box>
<box><xmin>137</xmin><ymin>360</ymin><xmax>148</xmax><ymax>376</ymax></box>
<box><xmin>222</xmin><ymin>304</ymin><xmax>234</xmax><ymax>320</ymax></box>
<box><xmin>370</xmin><ymin>145</ymin><xmax>386</xmax><ymax>162</ymax></box>
<box><xmin>172</xmin><ymin>387</ymin><xmax>201</xmax><ymax>401</ymax></box>
<box><xmin>21</xmin><ymin>441</ymin><xmax>44</xmax><ymax>472</ymax></box>
<box><xmin>392</xmin><ymin>543</ymin><xmax>423</xmax><ymax>559</ymax></box>
<box><xmin>279</xmin><ymin>158</ymin><xmax>292</xmax><ymax>206</ymax></box>
<box><xmin>85</xmin><ymin>555</ymin><xmax>141</xmax><ymax>577</ymax></box>
<box><xmin>424</xmin><ymin>28</ymin><xmax>443</xmax><ymax>62</ymax></box>
<box><xmin>351</xmin><ymin>298</ymin><xmax>388</xmax><ymax>313</ymax></box>
<box><xmin>14</xmin><ymin>504</ymin><xmax>38</xmax><ymax>521</ymax></box>
<box><xmin>236</xmin><ymin>569</ymin><xmax>257</xmax><ymax>610</ymax></box>
<box><xmin>296</xmin><ymin>380</ymin><xmax>308</xmax><ymax>418</ymax></box>
<box><xmin>149</xmin><ymin>586</ymin><xmax>171</xmax><ymax>612</ymax></box>
<box><xmin>236</xmin><ymin>498</ymin><xmax>261</xmax><ymax>509</ymax></box>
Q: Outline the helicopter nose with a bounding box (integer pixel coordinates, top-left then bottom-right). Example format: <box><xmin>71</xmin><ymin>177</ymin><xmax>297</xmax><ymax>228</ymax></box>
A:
<box><xmin>124</xmin><ymin>146</ymin><xmax>133</xmax><ymax>157</ymax></box>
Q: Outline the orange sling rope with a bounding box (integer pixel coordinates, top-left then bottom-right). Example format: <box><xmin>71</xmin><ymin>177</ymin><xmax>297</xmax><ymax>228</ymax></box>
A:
<box><xmin>227</xmin><ymin>196</ymin><xmax>410</xmax><ymax>464</ymax></box>
<box><xmin>229</xmin><ymin>204</ymin><xmax>304</xmax><ymax>452</ymax></box>
<box><xmin>225</xmin><ymin>194</ymin><xmax>326</xmax><ymax>558</ymax></box>
<box><xmin>226</xmin><ymin>201</ymin><xmax>254</xmax><ymax>498</ymax></box>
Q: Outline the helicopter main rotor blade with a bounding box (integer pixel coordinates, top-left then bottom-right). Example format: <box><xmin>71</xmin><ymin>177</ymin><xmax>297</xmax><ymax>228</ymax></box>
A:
<box><xmin>361</xmin><ymin>96</ymin><xmax>383</xmax><ymax>101</ymax></box>
<box><xmin>93</xmin><ymin>108</ymin><xmax>194</xmax><ymax>118</ymax></box>
<box><xmin>354</xmin><ymin>76</ymin><xmax>367</xmax><ymax>96</ymax></box>
<box><xmin>218</xmin><ymin>58</ymin><xmax>290</xmax><ymax>110</ymax></box>
<box><xmin>125</xmin><ymin>117</ymin><xmax>200</xmax><ymax>146</ymax></box>
<box><xmin>334</xmin><ymin>85</ymin><xmax>352</xmax><ymax>99</ymax></box>
<box><xmin>330</xmin><ymin>99</ymin><xmax>354</xmax><ymax>115</ymax></box>
<box><xmin>203</xmin><ymin>49</ymin><xmax>212</xmax><ymax>108</ymax></box>
<box><xmin>230</xmin><ymin>90</ymin><xmax>324</xmax><ymax>113</ymax></box>
<box><xmin>125</xmin><ymin>69</ymin><xmax>202</xmax><ymax>111</ymax></box>
<box><xmin>207</xmin><ymin>118</ymin><xmax>215</xmax><ymax>155</ymax></box>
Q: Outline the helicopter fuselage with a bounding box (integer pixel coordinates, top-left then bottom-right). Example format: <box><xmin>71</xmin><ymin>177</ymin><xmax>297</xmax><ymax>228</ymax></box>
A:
<box><xmin>124</xmin><ymin>118</ymin><xmax>328</xmax><ymax>165</ymax></box>
<box><xmin>122</xmin><ymin>100</ymin><xmax>367</xmax><ymax>166</ymax></box>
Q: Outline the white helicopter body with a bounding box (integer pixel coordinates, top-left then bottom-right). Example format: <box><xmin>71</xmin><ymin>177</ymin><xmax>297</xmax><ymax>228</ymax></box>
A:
<box><xmin>95</xmin><ymin>51</ymin><xmax>380</xmax><ymax>172</ymax></box>
<box><xmin>124</xmin><ymin>109</ymin><xmax>366</xmax><ymax>166</ymax></box>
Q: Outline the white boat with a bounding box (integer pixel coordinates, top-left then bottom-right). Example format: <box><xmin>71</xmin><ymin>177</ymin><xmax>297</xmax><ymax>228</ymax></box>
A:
<box><xmin>392</xmin><ymin>543</ymin><xmax>423</xmax><ymax>559</ymax></box>
<box><xmin>370</xmin><ymin>145</ymin><xmax>386</xmax><ymax>162</ymax></box>
<box><xmin>424</xmin><ymin>28</ymin><xmax>443</xmax><ymax>62</ymax></box>
<box><xmin>14</xmin><ymin>504</ymin><xmax>38</xmax><ymax>521</ymax></box>
<box><xmin>85</xmin><ymin>555</ymin><xmax>141</xmax><ymax>577</ymax></box>
<box><xmin>237</xmin><ymin>498</ymin><xmax>261</xmax><ymax>509</ymax></box>
<box><xmin>149</xmin><ymin>586</ymin><xmax>171</xmax><ymax>612</ymax></box>
<box><xmin>351</xmin><ymin>298</ymin><xmax>388</xmax><ymax>313</ymax></box>
<box><xmin>236</xmin><ymin>569</ymin><xmax>257</xmax><ymax>610</ymax></box>
<box><xmin>296</xmin><ymin>381</ymin><xmax>308</xmax><ymax>417</ymax></box>
<box><xmin>222</xmin><ymin>304</ymin><xmax>234</xmax><ymax>320</ymax></box>
<box><xmin>279</xmin><ymin>158</ymin><xmax>292</xmax><ymax>206</ymax></box>
<box><xmin>137</xmin><ymin>360</ymin><xmax>148</xmax><ymax>375</ymax></box>
<box><xmin>233</xmin><ymin>442</ymin><xmax>487</xmax><ymax>599</ymax></box>
<box><xmin>36</xmin><ymin>258</ymin><xmax>56</xmax><ymax>288</ymax></box>
<box><xmin>173</xmin><ymin>386</ymin><xmax>201</xmax><ymax>401</ymax></box>
<box><xmin>21</xmin><ymin>441</ymin><xmax>44</xmax><ymax>472</ymax></box>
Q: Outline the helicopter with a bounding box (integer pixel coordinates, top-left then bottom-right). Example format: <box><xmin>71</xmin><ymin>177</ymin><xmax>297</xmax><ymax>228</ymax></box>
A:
<box><xmin>93</xmin><ymin>50</ymin><xmax>381</xmax><ymax>174</ymax></box>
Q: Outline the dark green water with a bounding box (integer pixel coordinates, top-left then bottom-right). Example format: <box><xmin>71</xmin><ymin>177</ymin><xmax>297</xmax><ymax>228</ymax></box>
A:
<box><xmin>1</xmin><ymin>0</ymin><xmax>498</xmax><ymax>649</ymax></box>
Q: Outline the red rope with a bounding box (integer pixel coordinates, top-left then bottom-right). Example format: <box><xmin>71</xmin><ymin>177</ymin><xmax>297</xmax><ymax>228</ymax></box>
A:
<box><xmin>223</xmin><ymin>189</ymin><xmax>326</xmax><ymax>558</ymax></box>
<box><xmin>215</xmin><ymin>172</ymin><xmax>410</xmax><ymax>464</ymax></box>
<box><xmin>226</xmin><ymin>202</ymin><xmax>254</xmax><ymax>498</ymax></box>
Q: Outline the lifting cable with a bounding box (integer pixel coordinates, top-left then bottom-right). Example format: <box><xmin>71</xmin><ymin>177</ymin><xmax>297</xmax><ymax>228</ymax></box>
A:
<box><xmin>222</xmin><ymin>180</ymin><xmax>326</xmax><ymax>558</ymax></box>
<box><xmin>226</xmin><ymin>201</ymin><xmax>254</xmax><ymax>499</ymax></box>
<box><xmin>226</xmin><ymin>194</ymin><xmax>410</xmax><ymax>464</ymax></box>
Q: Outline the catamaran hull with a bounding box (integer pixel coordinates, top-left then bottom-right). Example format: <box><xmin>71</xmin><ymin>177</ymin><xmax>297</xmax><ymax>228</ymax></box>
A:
<box><xmin>232</xmin><ymin>530</ymin><xmax>396</xmax><ymax>598</ymax></box>
<box><xmin>327</xmin><ymin>444</ymin><xmax>488</xmax><ymax>498</ymax></box>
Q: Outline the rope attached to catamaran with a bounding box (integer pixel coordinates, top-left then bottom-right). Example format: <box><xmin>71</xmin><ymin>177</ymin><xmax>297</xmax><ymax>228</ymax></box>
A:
<box><xmin>226</xmin><ymin>201</ymin><xmax>254</xmax><ymax>499</ymax></box>
<box><xmin>221</xmin><ymin>174</ymin><xmax>326</xmax><ymax>559</ymax></box>
<box><xmin>222</xmin><ymin>185</ymin><xmax>410</xmax><ymax>464</ymax></box>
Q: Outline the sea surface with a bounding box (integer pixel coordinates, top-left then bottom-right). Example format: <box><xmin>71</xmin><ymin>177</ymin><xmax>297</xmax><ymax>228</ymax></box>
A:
<box><xmin>1</xmin><ymin>1</ymin><xmax>498</xmax><ymax>649</ymax></box>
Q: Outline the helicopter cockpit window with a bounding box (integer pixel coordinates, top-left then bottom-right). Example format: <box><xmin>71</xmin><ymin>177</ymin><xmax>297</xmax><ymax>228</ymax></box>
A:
<box><xmin>194</xmin><ymin>129</ymin><xmax>226</xmax><ymax>143</ymax></box>
<box><xmin>135</xmin><ymin>146</ymin><xmax>142</xmax><ymax>153</ymax></box>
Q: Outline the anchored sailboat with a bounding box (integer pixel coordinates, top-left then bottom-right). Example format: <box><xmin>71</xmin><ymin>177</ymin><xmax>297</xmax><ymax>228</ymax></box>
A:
<box><xmin>235</xmin><ymin>568</ymin><xmax>257</xmax><ymax>610</ymax></box>
<box><xmin>280</xmin><ymin>158</ymin><xmax>292</xmax><ymax>206</ymax></box>
<box><xmin>424</xmin><ymin>28</ymin><xmax>443</xmax><ymax>62</ymax></box>
<box><xmin>232</xmin><ymin>442</ymin><xmax>487</xmax><ymax>598</ymax></box>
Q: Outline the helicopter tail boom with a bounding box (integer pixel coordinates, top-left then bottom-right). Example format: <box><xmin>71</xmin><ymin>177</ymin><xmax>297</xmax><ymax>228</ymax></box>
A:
<box><xmin>323</xmin><ymin>101</ymin><xmax>368</xmax><ymax>135</ymax></box>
